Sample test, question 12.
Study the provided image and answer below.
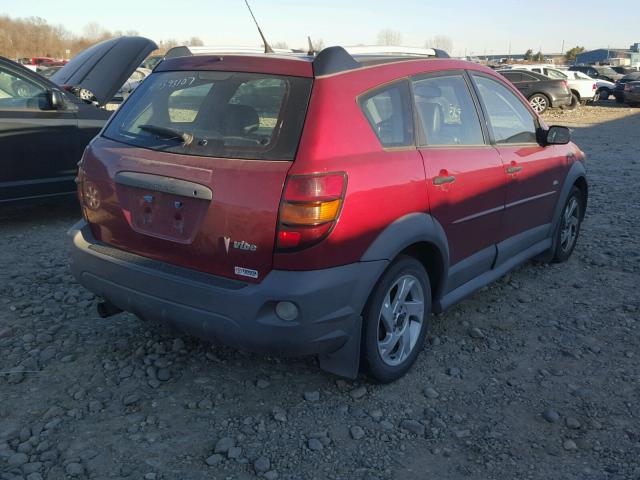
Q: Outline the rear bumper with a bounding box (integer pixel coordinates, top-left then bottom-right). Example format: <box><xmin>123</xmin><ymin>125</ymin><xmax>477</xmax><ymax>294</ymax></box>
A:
<box><xmin>550</xmin><ymin>92</ymin><xmax>572</xmax><ymax>107</ymax></box>
<box><xmin>68</xmin><ymin>220</ymin><xmax>387</xmax><ymax>357</ymax></box>
<box><xmin>624</xmin><ymin>91</ymin><xmax>640</xmax><ymax>103</ymax></box>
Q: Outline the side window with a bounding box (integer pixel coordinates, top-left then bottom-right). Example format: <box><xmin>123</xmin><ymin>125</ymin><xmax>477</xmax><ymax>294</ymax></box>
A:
<box><xmin>0</xmin><ymin>68</ymin><xmax>47</xmax><ymax>109</ymax></box>
<box><xmin>501</xmin><ymin>72</ymin><xmax>522</xmax><ymax>83</ymax></box>
<box><xmin>472</xmin><ymin>75</ymin><xmax>538</xmax><ymax>144</ymax></box>
<box><xmin>359</xmin><ymin>81</ymin><xmax>414</xmax><ymax>148</ymax></box>
<box><xmin>412</xmin><ymin>74</ymin><xmax>484</xmax><ymax>146</ymax></box>
<box><xmin>520</xmin><ymin>72</ymin><xmax>539</xmax><ymax>82</ymax></box>
<box><xmin>532</xmin><ymin>68</ymin><xmax>542</xmax><ymax>73</ymax></box>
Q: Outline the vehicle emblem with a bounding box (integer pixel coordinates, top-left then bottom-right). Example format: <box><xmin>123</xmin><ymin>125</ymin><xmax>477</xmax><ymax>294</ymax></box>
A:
<box><xmin>143</xmin><ymin>194</ymin><xmax>154</xmax><ymax>204</ymax></box>
<box><xmin>234</xmin><ymin>266</ymin><xmax>258</xmax><ymax>279</ymax></box>
<box><xmin>223</xmin><ymin>236</ymin><xmax>231</xmax><ymax>254</ymax></box>
<box><xmin>174</xmin><ymin>201</ymin><xmax>183</xmax><ymax>209</ymax></box>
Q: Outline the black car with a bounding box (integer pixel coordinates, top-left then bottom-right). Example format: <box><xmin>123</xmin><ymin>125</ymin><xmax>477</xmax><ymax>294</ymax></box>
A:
<box><xmin>621</xmin><ymin>81</ymin><xmax>640</xmax><ymax>106</ymax></box>
<box><xmin>0</xmin><ymin>36</ymin><xmax>157</xmax><ymax>204</ymax></box>
<box><xmin>612</xmin><ymin>66</ymin><xmax>637</xmax><ymax>75</ymax></box>
<box><xmin>568</xmin><ymin>65</ymin><xmax>623</xmax><ymax>83</ymax></box>
<box><xmin>613</xmin><ymin>72</ymin><xmax>640</xmax><ymax>103</ymax></box>
<box><xmin>498</xmin><ymin>70</ymin><xmax>572</xmax><ymax>114</ymax></box>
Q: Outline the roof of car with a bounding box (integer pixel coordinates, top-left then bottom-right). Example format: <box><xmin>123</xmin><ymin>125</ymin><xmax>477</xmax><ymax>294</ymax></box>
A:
<box><xmin>158</xmin><ymin>45</ymin><xmax>452</xmax><ymax>78</ymax></box>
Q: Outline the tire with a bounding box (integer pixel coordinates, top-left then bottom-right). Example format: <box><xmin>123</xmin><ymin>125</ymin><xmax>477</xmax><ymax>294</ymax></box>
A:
<box><xmin>529</xmin><ymin>93</ymin><xmax>549</xmax><ymax>114</ymax></box>
<box><xmin>361</xmin><ymin>255</ymin><xmax>431</xmax><ymax>383</ymax></box>
<box><xmin>551</xmin><ymin>187</ymin><xmax>583</xmax><ymax>263</ymax></box>
<box><xmin>562</xmin><ymin>93</ymin><xmax>579</xmax><ymax>110</ymax></box>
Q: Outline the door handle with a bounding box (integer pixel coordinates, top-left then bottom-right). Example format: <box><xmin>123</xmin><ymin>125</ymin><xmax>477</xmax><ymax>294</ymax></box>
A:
<box><xmin>433</xmin><ymin>175</ymin><xmax>456</xmax><ymax>186</ymax></box>
<box><xmin>506</xmin><ymin>166</ymin><xmax>523</xmax><ymax>174</ymax></box>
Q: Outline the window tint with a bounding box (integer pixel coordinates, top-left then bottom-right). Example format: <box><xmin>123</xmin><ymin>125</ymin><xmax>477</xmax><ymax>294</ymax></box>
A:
<box><xmin>520</xmin><ymin>72</ymin><xmax>539</xmax><ymax>82</ymax></box>
<box><xmin>103</xmin><ymin>71</ymin><xmax>312</xmax><ymax>161</ymax></box>
<box><xmin>501</xmin><ymin>72</ymin><xmax>522</xmax><ymax>83</ymax></box>
<box><xmin>359</xmin><ymin>81</ymin><xmax>414</xmax><ymax>147</ymax></box>
<box><xmin>0</xmin><ymin>68</ymin><xmax>47</xmax><ymax>109</ymax></box>
<box><xmin>412</xmin><ymin>74</ymin><xmax>484</xmax><ymax>146</ymax></box>
<box><xmin>472</xmin><ymin>75</ymin><xmax>538</xmax><ymax>144</ymax></box>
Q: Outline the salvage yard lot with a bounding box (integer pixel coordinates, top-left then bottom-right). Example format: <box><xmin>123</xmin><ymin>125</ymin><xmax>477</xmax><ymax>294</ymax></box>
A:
<box><xmin>1</xmin><ymin>103</ymin><xmax>639</xmax><ymax>479</ymax></box>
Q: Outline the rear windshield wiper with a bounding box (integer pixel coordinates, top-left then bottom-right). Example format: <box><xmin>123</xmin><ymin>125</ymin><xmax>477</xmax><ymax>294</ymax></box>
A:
<box><xmin>138</xmin><ymin>124</ymin><xmax>194</xmax><ymax>145</ymax></box>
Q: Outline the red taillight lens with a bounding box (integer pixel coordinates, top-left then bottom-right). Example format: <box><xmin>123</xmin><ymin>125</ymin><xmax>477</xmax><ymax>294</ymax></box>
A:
<box><xmin>276</xmin><ymin>172</ymin><xmax>347</xmax><ymax>250</ymax></box>
<box><xmin>592</xmin><ymin>83</ymin><xmax>597</xmax><ymax>90</ymax></box>
<box><xmin>624</xmin><ymin>83</ymin><xmax>632</xmax><ymax>91</ymax></box>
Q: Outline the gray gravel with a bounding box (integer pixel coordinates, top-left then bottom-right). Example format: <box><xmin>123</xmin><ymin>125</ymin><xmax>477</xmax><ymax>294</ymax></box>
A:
<box><xmin>1</xmin><ymin>103</ymin><xmax>639</xmax><ymax>479</ymax></box>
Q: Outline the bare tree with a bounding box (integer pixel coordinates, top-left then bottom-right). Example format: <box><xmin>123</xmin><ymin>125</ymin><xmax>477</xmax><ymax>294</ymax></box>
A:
<box><xmin>272</xmin><ymin>41</ymin><xmax>289</xmax><ymax>49</ymax></box>
<box><xmin>377</xmin><ymin>29</ymin><xmax>402</xmax><ymax>46</ymax></box>
<box><xmin>311</xmin><ymin>38</ymin><xmax>325</xmax><ymax>52</ymax></box>
<box><xmin>187</xmin><ymin>37</ymin><xmax>204</xmax><ymax>47</ymax></box>
<box><xmin>425</xmin><ymin>35</ymin><xmax>453</xmax><ymax>53</ymax></box>
<box><xmin>82</xmin><ymin>22</ymin><xmax>110</xmax><ymax>42</ymax></box>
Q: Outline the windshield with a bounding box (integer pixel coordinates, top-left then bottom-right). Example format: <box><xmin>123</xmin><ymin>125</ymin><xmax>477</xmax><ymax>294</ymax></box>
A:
<box><xmin>599</xmin><ymin>66</ymin><xmax>618</xmax><ymax>76</ymax></box>
<box><xmin>103</xmin><ymin>70</ymin><xmax>312</xmax><ymax>161</ymax></box>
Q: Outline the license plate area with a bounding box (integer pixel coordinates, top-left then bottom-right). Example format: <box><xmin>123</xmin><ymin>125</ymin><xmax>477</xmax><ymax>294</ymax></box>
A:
<box><xmin>115</xmin><ymin>172</ymin><xmax>211</xmax><ymax>244</ymax></box>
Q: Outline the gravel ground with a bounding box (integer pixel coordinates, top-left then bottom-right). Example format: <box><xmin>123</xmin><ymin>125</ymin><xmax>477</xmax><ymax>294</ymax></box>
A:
<box><xmin>1</xmin><ymin>102</ymin><xmax>639</xmax><ymax>480</ymax></box>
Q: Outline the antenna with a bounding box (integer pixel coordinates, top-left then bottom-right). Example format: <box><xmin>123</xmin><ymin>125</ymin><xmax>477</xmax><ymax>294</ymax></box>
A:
<box><xmin>244</xmin><ymin>0</ymin><xmax>273</xmax><ymax>54</ymax></box>
<box><xmin>307</xmin><ymin>36</ymin><xmax>315</xmax><ymax>56</ymax></box>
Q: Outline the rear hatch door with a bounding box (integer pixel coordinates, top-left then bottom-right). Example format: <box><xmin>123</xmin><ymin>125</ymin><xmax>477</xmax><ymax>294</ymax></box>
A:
<box><xmin>81</xmin><ymin>68</ymin><xmax>312</xmax><ymax>282</ymax></box>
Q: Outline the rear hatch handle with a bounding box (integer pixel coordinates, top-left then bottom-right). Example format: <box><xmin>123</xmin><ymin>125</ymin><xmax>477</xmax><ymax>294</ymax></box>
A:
<box><xmin>115</xmin><ymin>171</ymin><xmax>212</xmax><ymax>200</ymax></box>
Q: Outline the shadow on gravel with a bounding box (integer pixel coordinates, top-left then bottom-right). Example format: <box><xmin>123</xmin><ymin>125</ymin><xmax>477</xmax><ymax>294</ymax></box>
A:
<box><xmin>0</xmin><ymin>196</ymin><xmax>80</xmax><ymax>226</ymax></box>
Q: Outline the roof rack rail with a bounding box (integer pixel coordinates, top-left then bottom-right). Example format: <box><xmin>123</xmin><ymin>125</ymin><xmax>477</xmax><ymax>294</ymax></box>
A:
<box><xmin>163</xmin><ymin>45</ymin><xmax>299</xmax><ymax>59</ymax></box>
<box><xmin>312</xmin><ymin>45</ymin><xmax>450</xmax><ymax>76</ymax></box>
<box><xmin>342</xmin><ymin>45</ymin><xmax>448</xmax><ymax>58</ymax></box>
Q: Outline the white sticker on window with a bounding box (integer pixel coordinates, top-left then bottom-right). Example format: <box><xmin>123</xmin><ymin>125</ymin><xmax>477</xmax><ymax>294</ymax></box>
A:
<box><xmin>234</xmin><ymin>266</ymin><xmax>258</xmax><ymax>279</ymax></box>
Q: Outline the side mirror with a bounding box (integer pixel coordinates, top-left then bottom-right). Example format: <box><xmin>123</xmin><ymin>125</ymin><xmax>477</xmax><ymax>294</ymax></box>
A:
<box><xmin>48</xmin><ymin>89</ymin><xmax>65</xmax><ymax>110</ymax></box>
<box><xmin>545</xmin><ymin>125</ymin><xmax>571</xmax><ymax>145</ymax></box>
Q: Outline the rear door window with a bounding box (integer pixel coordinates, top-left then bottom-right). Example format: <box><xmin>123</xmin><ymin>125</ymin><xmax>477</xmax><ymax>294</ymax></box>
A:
<box><xmin>359</xmin><ymin>81</ymin><xmax>414</xmax><ymax>148</ymax></box>
<box><xmin>103</xmin><ymin>71</ymin><xmax>312</xmax><ymax>161</ymax></box>
<box><xmin>412</xmin><ymin>74</ymin><xmax>485</xmax><ymax>146</ymax></box>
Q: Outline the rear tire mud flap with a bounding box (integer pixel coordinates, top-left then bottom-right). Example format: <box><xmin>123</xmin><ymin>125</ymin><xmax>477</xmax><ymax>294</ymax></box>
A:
<box><xmin>318</xmin><ymin>316</ymin><xmax>362</xmax><ymax>379</ymax></box>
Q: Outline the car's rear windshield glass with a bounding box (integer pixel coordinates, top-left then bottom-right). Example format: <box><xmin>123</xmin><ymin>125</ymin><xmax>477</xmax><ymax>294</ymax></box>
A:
<box><xmin>103</xmin><ymin>71</ymin><xmax>313</xmax><ymax>161</ymax></box>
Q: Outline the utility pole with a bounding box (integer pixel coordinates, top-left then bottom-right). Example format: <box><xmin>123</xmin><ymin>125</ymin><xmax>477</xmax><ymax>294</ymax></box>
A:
<box><xmin>561</xmin><ymin>39</ymin><xmax>565</xmax><ymax>55</ymax></box>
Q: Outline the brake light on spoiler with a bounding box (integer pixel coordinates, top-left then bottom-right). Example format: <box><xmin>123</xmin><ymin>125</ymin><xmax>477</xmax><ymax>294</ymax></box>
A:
<box><xmin>276</xmin><ymin>173</ymin><xmax>347</xmax><ymax>250</ymax></box>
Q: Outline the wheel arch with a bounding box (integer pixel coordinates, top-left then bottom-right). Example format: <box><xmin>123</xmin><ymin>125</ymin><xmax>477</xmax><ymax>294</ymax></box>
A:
<box><xmin>361</xmin><ymin>212</ymin><xmax>450</xmax><ymax>304</ymax></box>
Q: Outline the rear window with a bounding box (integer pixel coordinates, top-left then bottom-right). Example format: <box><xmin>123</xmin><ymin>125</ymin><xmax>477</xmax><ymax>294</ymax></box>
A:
<box><xmin>103</xmin><ymin>71</ymin><xmax>312</xmax><ymax>161</ymax></box>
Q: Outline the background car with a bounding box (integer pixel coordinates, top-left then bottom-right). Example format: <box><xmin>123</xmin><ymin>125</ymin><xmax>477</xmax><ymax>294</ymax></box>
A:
<box><xmin>612</xmin><ymin>66</ymin><xmax>639</xmax><ymax>75</ymax></box>
<box><xmin>613</xmin><ymin>71</ymin><xmax>640</xmax><ymax>102</ymax></box>
<box><xmin>112</xmin><ymin>67</ymin><xmax>152</xmax><ymax>104</ymax></box>
<box><xmin>622</xmin><ymin>81</ymin><xmax>640</xmax><ymax>106</ymax></box>
<box><xmin>0</xmin><ymin>36</ymin><xmax>157</xmax><ymax>204</ymax></box>
<box><xmin>507</xmin><ymin>64</ymin><xmax>597</xmax><ymax>107</ymax></box>
<box><xmin>569</xmin><ymin>65</ymin><xmax>623</xmax><ymax>83</ymax></box>
<box><xmin>562</xmin><ymin>69</ymin><xmax>615</xmax><ymax>100</ymax></box>
<box><xmin>498</xmin><ymin>69</ymin><xmax>572</xmax><ymax>113</ymax></box>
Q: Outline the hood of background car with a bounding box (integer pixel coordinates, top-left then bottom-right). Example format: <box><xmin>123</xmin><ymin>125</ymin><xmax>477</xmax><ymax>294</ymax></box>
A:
<box><xmin>51</xmin><ymin>36</ymin><xmax>157</xmax><ymax>105</ymax></box>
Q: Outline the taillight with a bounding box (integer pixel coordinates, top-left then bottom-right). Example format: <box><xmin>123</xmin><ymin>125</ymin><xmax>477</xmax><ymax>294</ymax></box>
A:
<box><xmin>592</xmin><ymin>83</ymin><xmax>597</xmax><ymax>91</ymax></box>
<box><xmin>276</xmin><ymin>172</ymin><xmax>347</xmax><ymax>250</ymax></box>
<box><xmin>624</xmin><ymin>83</ymin><xmax>632</xmax><ymax>92</ymax></box>
<box><xmin>562</xmin><ymin>80</ymin><xmax>569</xmax><ymax>92</ymax></box>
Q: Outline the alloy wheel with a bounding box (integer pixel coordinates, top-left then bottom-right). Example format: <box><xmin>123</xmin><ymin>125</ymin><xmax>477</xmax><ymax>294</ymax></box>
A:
<box><xmin>376</xmin><ymin>274</ymin><xmax>424</xmax><ymax>367</ymax></box>
<box><xmin>530</xmin><ymin>95</ymin><xmax>548</xmax><ymax>113</ymax></box>
<box><xmin>560</xmin><ymin>196</ymin><xmax>580</xmax><ymax>253</ymax></box>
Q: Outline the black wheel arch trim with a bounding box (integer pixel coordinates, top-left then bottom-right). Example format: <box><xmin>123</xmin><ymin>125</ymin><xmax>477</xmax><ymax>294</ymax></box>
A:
<box><xmin>549</xmin><ymin>161</ymin><xmax>588</xmax><ymax>249</ymax></box>
<box><xmin>360</xmin><ymin>212</ymin><xmax>450</xmax><ymax>300</ymax></box>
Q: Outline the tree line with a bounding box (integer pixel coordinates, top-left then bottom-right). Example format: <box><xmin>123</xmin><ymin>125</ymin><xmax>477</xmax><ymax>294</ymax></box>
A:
<box><xmin>0</xmin><ymin>15</ymin><xmax>204</xmax><ymax>60</ymax></box>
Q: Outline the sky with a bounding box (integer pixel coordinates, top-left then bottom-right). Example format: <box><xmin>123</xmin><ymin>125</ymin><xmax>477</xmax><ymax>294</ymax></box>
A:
<box><xmin>2</xmin><ymin>0</ymin><xmax>638</xmax><ymax>57</ymax></box>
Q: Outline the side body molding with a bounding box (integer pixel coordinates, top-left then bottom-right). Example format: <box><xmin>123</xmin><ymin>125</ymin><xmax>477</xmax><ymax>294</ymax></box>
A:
<box><xmin>361</xmin><ymin>212</ymin><xmax>450</xmax><ymax>299</ymax></box>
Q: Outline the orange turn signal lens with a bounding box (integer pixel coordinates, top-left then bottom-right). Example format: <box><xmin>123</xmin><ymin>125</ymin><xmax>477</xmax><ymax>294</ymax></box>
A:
<box><xmin>280</xmin><ymin>199</ymin><xmax>341</xmax><ymax>226</ymax></box>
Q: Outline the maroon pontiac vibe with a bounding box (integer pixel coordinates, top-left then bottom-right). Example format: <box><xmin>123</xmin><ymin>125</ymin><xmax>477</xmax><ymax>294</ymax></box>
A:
<box><xmin>69</xmin><ymin>45</ymin><xmax>587</xmax><ymax>382</ymax></box>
